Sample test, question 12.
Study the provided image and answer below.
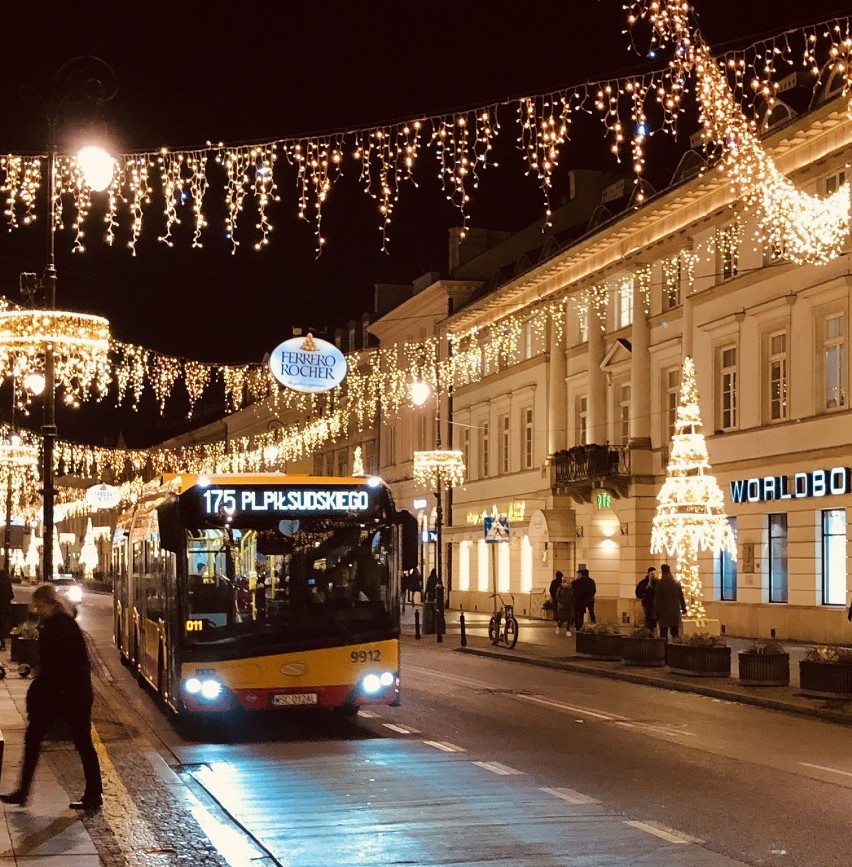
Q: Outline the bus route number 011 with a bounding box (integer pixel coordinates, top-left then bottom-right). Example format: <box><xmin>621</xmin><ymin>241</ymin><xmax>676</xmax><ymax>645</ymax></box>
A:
<box><xmin>351</xmin><ymin>649</ymin><xmax>381</xmax><ymax>663</ymax></box>
<box><xmin>186</xmin><ymin>619</ymin><xmax>205</xmax><ymax>632</ymax></box>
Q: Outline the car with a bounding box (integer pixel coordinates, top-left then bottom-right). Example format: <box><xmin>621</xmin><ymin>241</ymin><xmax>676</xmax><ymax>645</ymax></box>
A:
<box><xmin>50</xmin><ymin>575</ymin><xmax>84</xmax><ymax>609</ymax></box>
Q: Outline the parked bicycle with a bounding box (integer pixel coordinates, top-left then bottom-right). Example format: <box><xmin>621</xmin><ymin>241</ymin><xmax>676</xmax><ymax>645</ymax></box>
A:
<box><xmin>488</xmin><ymin>594</ymin><xmax>519</xmax><ymax>649</ymax></box>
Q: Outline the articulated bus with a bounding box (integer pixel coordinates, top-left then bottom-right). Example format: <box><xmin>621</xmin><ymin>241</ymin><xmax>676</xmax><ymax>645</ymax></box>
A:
<box><xmin>113</xmin><ymin>472</ymin><xmax>401</xmax><ymax>716</ymax></box>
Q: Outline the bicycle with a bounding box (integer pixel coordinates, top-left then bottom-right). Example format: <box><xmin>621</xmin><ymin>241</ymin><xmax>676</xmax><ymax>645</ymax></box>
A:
<box><xmin>488</xmin><ymin>594</ymin><xmax>519</xmax><ymax>649</ymax></box>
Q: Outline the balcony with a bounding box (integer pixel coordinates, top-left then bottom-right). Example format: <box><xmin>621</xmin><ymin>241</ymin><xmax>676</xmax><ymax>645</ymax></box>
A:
<box><xmin>550</xmin><ymin>444</ymin><xmax>632</xmax><ymax>502</ymax></box>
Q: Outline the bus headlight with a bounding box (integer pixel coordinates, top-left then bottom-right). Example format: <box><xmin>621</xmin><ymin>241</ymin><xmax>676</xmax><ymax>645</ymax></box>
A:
<box><xmin>362</xmin><ymin>672</ymin><xmax>395</xmax><ymax>694</ymax></box>
<box><xmin>67</xmin><ymin>585</ymin><xmax>84</xmax><ymax>604</ymax></box>
<box><xmin>185</xmin><ymin>677</ymin><xmax>202</xmax><ymax>694</ymax></box>
<box><xmin>184</xmin><ymin>677</ymin><xmax>222</xmax><ymax>700</ymax></box>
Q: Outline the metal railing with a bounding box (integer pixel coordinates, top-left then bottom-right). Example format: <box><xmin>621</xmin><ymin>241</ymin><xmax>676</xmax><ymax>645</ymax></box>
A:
<box><xmin>551</xmin><ymin>444</ymin><xmax>631</xmax><ymax>485</ymax></box>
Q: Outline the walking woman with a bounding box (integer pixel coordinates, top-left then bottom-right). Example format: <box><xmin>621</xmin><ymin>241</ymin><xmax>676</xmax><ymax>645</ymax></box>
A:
<box><xmin>0</xmin><ymin>583</ymin><xmax>102</xmax><ymax>810</ymax></box>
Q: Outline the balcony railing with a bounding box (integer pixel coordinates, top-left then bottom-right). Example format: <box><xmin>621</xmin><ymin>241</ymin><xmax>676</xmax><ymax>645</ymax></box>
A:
<box><xmin>551</xmin><ymin>444</ymin><xmax>631</xmax><ymax>486</ymax></box>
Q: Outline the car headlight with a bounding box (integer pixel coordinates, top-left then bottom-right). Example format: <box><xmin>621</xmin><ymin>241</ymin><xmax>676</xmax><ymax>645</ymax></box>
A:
<box><xmin>68</xmin><ymin>586</ymin><xmax>83</xmax><ymax>603</ymax></box>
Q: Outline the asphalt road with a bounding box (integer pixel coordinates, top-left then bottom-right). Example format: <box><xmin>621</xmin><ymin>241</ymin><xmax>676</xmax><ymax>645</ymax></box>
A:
<box><xmin>58</xmin><ymin>587</ymin><xmax>852</xmax><ymax>865</ymax></box>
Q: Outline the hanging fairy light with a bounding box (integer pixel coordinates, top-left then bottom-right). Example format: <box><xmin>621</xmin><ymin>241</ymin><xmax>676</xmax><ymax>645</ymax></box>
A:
<box><xmin>412</xmin><ymin>450</ymin><xmax>466</xmax><ymax>490</ymax></box>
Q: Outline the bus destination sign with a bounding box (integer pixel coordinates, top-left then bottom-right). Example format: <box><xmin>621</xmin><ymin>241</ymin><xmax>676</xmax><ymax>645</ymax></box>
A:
<box><xmin>201</xmin><ymin>486</ymin><xmax>371</xmax><ymax>516</ymax></box>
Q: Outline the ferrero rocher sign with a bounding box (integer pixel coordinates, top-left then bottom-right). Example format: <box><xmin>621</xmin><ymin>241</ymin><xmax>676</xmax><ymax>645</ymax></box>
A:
<box><xmin>268</xmin><ymin>333</ymin><xmax>348</xmax><ymax>394</ymax></box>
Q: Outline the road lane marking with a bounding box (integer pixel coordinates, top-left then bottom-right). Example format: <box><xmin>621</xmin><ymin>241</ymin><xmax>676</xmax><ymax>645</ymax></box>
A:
<box><xmin>625</xmin><ymin>820</ymin><xmax>700</xmax><ymax>844</ymax></box>
<box><xmin>615</xmin><ymin>721</ymin><xmax>696</xmax><ymax>738</ymax></box>
<box><xmin>383</xmin><ymin>723</ymin><xmax>420</xmax><ymax>734</ymax></box>
<box><xmin>423</xmin><ymin>740</ymin><xmax>466</xmax><ymax>752</ymax></box>
<box><xmin>800</xmin><ymin>762</ymin><xmax>852</xmax><ymax>778</ymax></box>
<box><xmin>540</xmin><ymin>787</ymin><xmax>599</xmax><ymax>804</ymax></box>
<box><xmin>357</xmin><ymin>709</ymin><xmax>380</xmax><ymax>718</ymax></box>
<box><xmin>515</xmin><ymin>693</ymin><xmax>627</xmax><ymax>721</ymax></box>
<box><xmin>472</xmin><ymin>761</ymin><xmax>523</xmax><ymax>776</ymax></box>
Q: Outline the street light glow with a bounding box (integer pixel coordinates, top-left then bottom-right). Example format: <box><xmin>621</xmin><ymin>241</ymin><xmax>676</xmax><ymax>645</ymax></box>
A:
<box><xmin>411</xmin><ymin>380</ymin><xmax>431</xmax><ymax>407</ymax></box>
<box><xmin>77</xmin><ymin>145</ymin><xmax>115</xmax><ymax>192</ymax></box>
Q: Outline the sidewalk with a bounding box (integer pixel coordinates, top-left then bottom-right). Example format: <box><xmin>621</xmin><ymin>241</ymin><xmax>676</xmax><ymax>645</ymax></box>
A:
<box><xmin>0</xmin><ymin>649</ymin><xmax>100</xmax><ymax>866</ymax></box>
<box><xmin>402</xmin><ymin>603</ymin><xmax>852</xmax><ymax>728</ymax></box>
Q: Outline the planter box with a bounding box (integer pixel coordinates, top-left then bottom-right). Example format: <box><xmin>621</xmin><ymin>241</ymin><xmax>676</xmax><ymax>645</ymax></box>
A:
<box><xmin>738</xmin><ymin>652</ymin><xmax>790</xmax><ymax>686</ymax></box>
<box><xmin>667</xmin><ymin>643</ymin><xmax>731</xmax><ymax>677</ymax></box>
<box><xmin>575</xmin><ymin>632</ymin><xmax>624</xmax><ymax>660</ymax></box>
<box><xmin>799</xmin><ymin>660</ymin><xmax>852</xmax><ymax>699</ymax></box>
<box><xmin>622</xmin><ymin>636</ymin><xmax>667</xmax><ymax>667</ymax></box>
<box><xmin>10</xmin><ymin>636</ymin><xmax>39</xmax><ymax>666</ymax></box>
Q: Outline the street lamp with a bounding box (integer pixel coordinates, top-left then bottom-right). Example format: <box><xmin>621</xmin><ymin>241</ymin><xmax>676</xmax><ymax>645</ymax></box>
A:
<box><xmin>18</xmin><ymin>57</ymin><xmax>116</xmax><ymax>582</ymax></box>
<box><xmin>411</xmin><ymin>379</ymin><xmax>465</xmax><ymax>641</ymax></box>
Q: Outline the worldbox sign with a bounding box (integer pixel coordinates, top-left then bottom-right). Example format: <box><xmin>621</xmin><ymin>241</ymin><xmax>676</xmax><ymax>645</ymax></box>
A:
<box><xmin>483</xmin><ymin>515</ymin><xmax>510</xmax><ymax>543</ymax></box>
<box><xmin>85</xmin><ymin>483</ymin><xmax>121</xmax><ymax>511</ymax></box>
<box><xmin>268</xmin><ymin>333</ymin><xmax>348</xmax><ymax>394</ymax></box>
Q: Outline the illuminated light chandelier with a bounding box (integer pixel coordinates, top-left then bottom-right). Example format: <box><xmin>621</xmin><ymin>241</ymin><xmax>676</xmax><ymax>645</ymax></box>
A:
<box><xmin>412</xmin><ymin>450</ymin><xmax>466</xmax><ymax>490</ymax></box>
<box><xmin>0</xmin><ymin>310</ymin><xmax>111</xmax><ymax>403</ymax></box>
<box><xmin>650</xmin><ymin>356</ymin><xmax>736</xmax><ymax>620</ymax></box>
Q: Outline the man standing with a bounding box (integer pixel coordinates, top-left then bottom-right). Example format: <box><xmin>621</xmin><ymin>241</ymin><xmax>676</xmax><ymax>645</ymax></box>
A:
<box><xmin>572</xmin><ymin>567</ymin><xmax>597</xmax><ymax>631</ymax></box>
<box><xmin>1</xmin><ymin>583</ymin><xmax>102</xmax><ymax>810</ymax></box>
<box><xmin>654</xmin><ymin>563</ymin><xmax>687</xmax><ymax>640</ymax></box>
<box><xmin>549</xmin><ymin>571</ymin><xmax>563</xmax><ymax>632</ymax></box>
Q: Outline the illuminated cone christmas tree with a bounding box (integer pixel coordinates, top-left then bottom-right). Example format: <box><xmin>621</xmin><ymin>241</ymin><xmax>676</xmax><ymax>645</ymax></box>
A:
<box><xmin>650</xmin><ymin>357</ymin><xmax>736</xmax><ymax>620</ymax></box>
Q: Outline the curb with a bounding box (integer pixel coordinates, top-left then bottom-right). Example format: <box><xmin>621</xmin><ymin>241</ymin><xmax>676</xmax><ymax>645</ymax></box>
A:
<box><xmin>456</xmin><ymin>645</ymin><xmax>852</xmax><ymax>728</ymax></box>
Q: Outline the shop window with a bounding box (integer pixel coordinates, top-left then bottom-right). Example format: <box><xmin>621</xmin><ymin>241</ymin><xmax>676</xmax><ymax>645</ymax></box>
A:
<box><xmin>822</xmin><ymin>508</ymin><xmax>847</xmax><ymax>606</ymax></box>
<box><xmin>717</xmin><ymin>517</ymin><xmax>737</xmax><ymax>601</ymax></box>
<box><xmin>768</xmin><ymin>513</ymin><xmax>788</xmax><ymax>603</ymax></box>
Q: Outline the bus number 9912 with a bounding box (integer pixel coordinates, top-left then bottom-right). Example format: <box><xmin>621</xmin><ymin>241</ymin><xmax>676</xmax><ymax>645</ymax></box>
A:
<box><xmin>351</xmin><ymin>649</ymin><xmax>381</xmax><ymax>663</ymax></box>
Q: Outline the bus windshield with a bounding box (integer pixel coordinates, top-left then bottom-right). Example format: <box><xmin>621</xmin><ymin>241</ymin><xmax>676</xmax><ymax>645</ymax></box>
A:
<box><xmin>183</xmin><ymin>515</ymin><xmax>395</xmax><ymax>647</ymax></box>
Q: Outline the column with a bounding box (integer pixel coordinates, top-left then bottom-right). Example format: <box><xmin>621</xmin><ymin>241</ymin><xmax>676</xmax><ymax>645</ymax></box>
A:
<box><xmin>547</xmin><ymin>320</ymin><xmax>568</xmax><ymax>455</ymax></box>
<box><xmin>630</xmin><ymin>303</ymin><xmax>651</xmax><ymax>444</ymax></box>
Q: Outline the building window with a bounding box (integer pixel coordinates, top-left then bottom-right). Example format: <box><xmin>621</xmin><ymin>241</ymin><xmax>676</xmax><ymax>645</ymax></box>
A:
<box><xmin>386</xmin><ymin>426</ymin><xmax>396</xmax><ymax>466</ymax></box>
<box><xmin>480</xmin><ymin>421</ymin><xmax>490</xmax><ymax>477</ymax></box>
<box><xmin>616</xmin><ymin>279</ymin><xmax>633</xmax><ymax>329</ymax></box>
<box><xmin>768</xmin><ymin>331</ymin><xmax>788</xmax><ymax>422</ymax></box>
<box><xmin>336</xmin><ymin>449</ymin><xmax>348</xmax><ymax>477</ymax></box>
<box><xmin>824</xmin><ymin>313</ymin><xmax>846</xmax><ymax>410</ymax></box>
<box><xmin>824</xmin><ymin>169</ymin><xmax>847</xmax><ymax>195</ymax></box>
<box><xmin>665</xmin><ymin>367</ymin><xmax>680</xmax><ymax>441</ymax></box>
<box><xmin>768</xmin><ymin>513</ymin><xmax>788</xmax><ymax>603</ymax></box>
<box><xmin>461</xmin><ymin>428</ymin><xmax>470</xmax><ymax>473</ymax></box>
<box><xmin>718</xmin><ymin>345</ymin><xmax>737</xmax><ymax>430</ymax></box>
<box><xmin>618</xmin><ymin>384</ymin><xmax>631</xmax><ymax>444</ymax></box>
<box><xmin>663</xmin><ymin>257</ymin><xmax>681</xmax><ymax>310</ymax></box>
<box><xmin>576</xmin><ymin>396</ymin><xmax>588</xmax><ymax>445</ymax></box>
<box><xmin>578</xmin><ymin>309</ymin><xmax>589</xmax><ymax>343</ymax></box>
<box><xmin>313</xmin><ymin>451</ymin><xmax>324</xmax><ymax>476</ymax></box>
<box><xmin>717</xmin><ymin>517</ymin><xmax>737</xmax><ymax>601</ymax></box>
<box><xmin>822</xmin><ymin>508</ymin><xmax>847</xmax><ymax>606</ymax></box>
<box><xmin>719</xmin><ymin>226</ymin><xmax>739</xmax><ymax>281</ymax></box>
<box><xmin>523</xmin><ymin>407</ymin><xmax>534</xmax><ymax>469</ymax></box>
<box><xmin>324</xmin><ymin>451</ymin><xmax>335</xmax><ymax>477</ymax></box>
<box><xmin>499</xmin><ymin>414</ymin><xmax>510</xmax><ymax>474</ymax></box>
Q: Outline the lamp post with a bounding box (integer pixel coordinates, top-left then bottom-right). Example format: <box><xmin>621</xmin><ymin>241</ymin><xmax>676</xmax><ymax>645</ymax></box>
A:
<box><xmin>19</xmin><ymin>57</ymin><xmax>116</xmax><ymax>582</ymax></box>
<box><xmin>412</xmin><ymin>380</ymin><xmax>465</xmax><ymax>641</ymax></box>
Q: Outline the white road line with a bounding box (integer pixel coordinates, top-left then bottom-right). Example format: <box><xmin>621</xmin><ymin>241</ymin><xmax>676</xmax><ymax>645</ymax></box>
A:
<box><xmin>615</xmin><ymin>721</ymin><xmax>697</xmax><ymax>738</ymax></box>
<box><xmin>625</xmin><ymin>820</ymin><xmax>700</xmax><ymax>844</ymax></box>
<box><xmin>472</xmin><ymin>761</ymin><xmax>524</xmax><ymax>776</ymax></box>
<box><xmin>515</xmin><ymin>693</ymin><xmax>627</xmax><ymax>721</ymax></box>
<box><xmin>357</xmin><ymin>709</ymin><xmax>380</xmax><ymax>718</ymax></box>
<box><xmin>383</xmin><ymin>723</ymin><xmax>419</xmax><ymax>734</ymax></box>
<box><xmin>423</xmin><ymin>740</ymin><xmax>466</xmax><ymax>752</ymax></box>
<box><xmin>800</xmin><ymin>762</ymin><xmax>852</xmax><ymax>778</ymax></box>
<box><xmin>540</xmin><ymin>787</ymin><xmax>599</xmax><ymax>804</ymax></box>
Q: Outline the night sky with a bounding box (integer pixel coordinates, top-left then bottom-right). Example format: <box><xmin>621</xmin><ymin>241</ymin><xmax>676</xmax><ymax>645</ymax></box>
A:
<box><xmin>0</xmin><ymin>1</ymin><xmax>846</xmax><ymax>445</ymax></box>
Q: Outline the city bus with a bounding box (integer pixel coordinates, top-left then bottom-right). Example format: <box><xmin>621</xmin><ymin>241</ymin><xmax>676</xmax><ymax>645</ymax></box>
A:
<box><xmin>113</xmin><ymin>472</ymin><xmax>401</xmax><ymax>716</ymax></box>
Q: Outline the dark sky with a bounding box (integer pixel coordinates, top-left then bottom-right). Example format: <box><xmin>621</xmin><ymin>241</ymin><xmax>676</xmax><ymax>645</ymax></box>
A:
<box><xmin>0</xmin><ymin>0</ymin><xmax>846</xmax><ymax>444</ymax></box>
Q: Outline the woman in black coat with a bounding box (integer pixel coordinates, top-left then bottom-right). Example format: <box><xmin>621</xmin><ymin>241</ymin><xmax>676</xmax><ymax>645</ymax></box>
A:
<box><xmin>0</xmin><ymin>583</ymin><xmax>102</xmax><ymax>810</ymax></box>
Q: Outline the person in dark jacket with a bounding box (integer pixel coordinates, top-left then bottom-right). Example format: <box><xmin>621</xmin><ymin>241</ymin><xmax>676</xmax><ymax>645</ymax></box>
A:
<box><xmin>0</xmin><ymin>568</ymin><xmax>13</xmax><ymax>650</ymax></box>
<box><xmin>555</xmin><ymin>573</ymin><xmax>575</xmax><ymax>636</ymax></box>
<box><xmin>424</xmin><ymin>568</ymin><xmax>438</xmax><ymax>603</ymax></box>
<box><xmin>653</xmin><ymin>563</ymin><xmax>687</xmax><ymax>640</ymax></box>
<box><xmin>571</xmin><ymin>568</ymin><xmax>597</xmax><ymax>631</ymax></box>
<box><xmin>549</xmin><ymin>571</ymin><xmax>563</xmax><ymax>629</ymax></box>
<box><xmin>637</xmin><ymin>567</ymin><xmax>659</xmax><ymax>632</ymax></box>
<box><xmin>0</xmin><ymin>583</ymin><xmax>102</xmax><ymax>810</ymax></box>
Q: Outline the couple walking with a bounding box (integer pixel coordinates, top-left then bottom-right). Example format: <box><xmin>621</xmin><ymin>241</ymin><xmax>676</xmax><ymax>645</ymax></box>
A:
<box><xmin>549</xmin><ymin>568</ymin><xmax>597</xmax><ymax>636</ymax></box>
<box><xmin>636</xmin><ymin>564</ymin><xmax>687</xmax><ymax>639</ymax></box>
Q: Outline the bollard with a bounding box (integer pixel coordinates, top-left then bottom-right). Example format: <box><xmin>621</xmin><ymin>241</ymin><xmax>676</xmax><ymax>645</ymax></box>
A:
<box><xmin>415</xmin><ymin>609</ymin><xmax>421</xmax><ymax>640</ymax></box>
<box><xmin>459</xmin><ymin>612</ymin><xmax>467</xmax><ymax>647</ymax></box>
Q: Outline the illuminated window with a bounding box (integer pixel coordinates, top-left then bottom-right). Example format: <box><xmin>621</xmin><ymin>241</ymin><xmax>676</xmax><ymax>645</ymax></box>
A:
<box><xmin>461</xmin><ymin>428</ymin><xmax>470</xmax><ymax>473</ymax></box>
<box><xmin>480</xmin><ymin>421</ymin><xmax>490</xmax><ymax>478</ymax></box>
<box><xmin>499</xmin><ymin>414</ymin><xmax>510</xmax><ymax>474</ymax></box>
<box><xmin>822</xmin><ymin>509</ymin><xmax>847</xmax><ymax>606</ymax></box>
<box><xmin>768</xmin><ymin>513</ymin><xmax>788</xmax><ymax>603</ymax></box>
<box><xmin>520</xmin><ymin>535</ymin><xmax>533</xmax><ymax>593</ymax></box>
<box><xmin>578</xmin><ymin>309</ymin><xmax>589</xmax><ymax>343</ymax></box>
<box><xmin>477</xmin><ymin>538</ymin><xmax>489</xmax><ymax>591</ymax></box>
<box><xmin>618</xmin><ymin>384</ymin><xmax>631</xmax><ymax>444</ymax></box>
<box><xmin>663</xmin><ymin>258</ymin><xmax>681</xmax><ymax>310</ymax></box>
<box><xmin>522</xmin><ymin>407</ymin><xmax>534</xmax><ymax>469</ymax></box>
<box><xmin>718</xmin><ymin>345</ymin><xmax>737</xmax><ymax>430</ymax></box>
<box><xmin>616</xmin><ymin>279</ymin><xmax>633</xmax><ymax>329</ymax></box>
<box><xmin>824</xmin><ymin>313</ymin><xmax>846</xmax><ymax>410</ymax></box>
<box><xmin>576</xmin><ymin>396</ymin><xmax>588</xmax><ymax>445</ymax></box>
<box><xmin>767</xmin><ymin>331</ymin><xmax>788</xmax><ymax>422</ymax></box>
<box><xmin>459</xmin><ymin>540</ymin><xmax>471</xmax><ymax>592</ymax></box>
<box><xmin>665</xmin><ymin>367</ymin><xmax>680</xmax><ymax>440</ymax></box>
<box><xmin>824</xmin><ymin>169</ymin><xmax>847</xmax><ymax>195</ymax></box>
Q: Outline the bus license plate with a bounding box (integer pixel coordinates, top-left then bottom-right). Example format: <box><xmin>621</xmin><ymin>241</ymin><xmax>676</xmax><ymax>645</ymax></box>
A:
<box><xmin>272</xmin><ymin>693</ymin><xmax>317</xmax><ymax>707</ymax></box>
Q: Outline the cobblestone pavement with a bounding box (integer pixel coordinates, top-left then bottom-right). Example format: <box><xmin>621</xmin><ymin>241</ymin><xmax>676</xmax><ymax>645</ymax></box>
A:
<box><xmin>0</xmin><ymin>637</ymin><xmax>236</xmax><ymax>867</ymax></box>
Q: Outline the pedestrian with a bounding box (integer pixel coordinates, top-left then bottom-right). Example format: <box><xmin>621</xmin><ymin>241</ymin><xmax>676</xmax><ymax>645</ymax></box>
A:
<box><xmin>636</xmin><ymin>566</ymin><xmax>658</xmax><ymax>632</ymax></box>
<box><xmin>424</xmin><ymin>568</ymin><xmax>438</xmax><ymax>603</ymax></box>
<box><xmin>408</xmin><ymin>566</ymin><xmax>422</xmax><ymax>603</ymax></box>
<box><xmin>549</xmin><ymin>570</ymin><xmax>562</xmax><ymax>625</ymax></box>
<box><xmin>0</xmin><ymin>567</ymin><xmax>14</xmax><ymax>650</ymax></box>
<box><xmin>654</xmin><ymin>563</ymin><xmax>687</xmax><ymax>640</ymax></box>
<box><xmin>572</xmin><ymin>567</ymin><xmax>597</xmax><ymax>631</ymax></box>
<box><xmin>555</xmin><ymin>572</ymin><xmax>575</xmax><ymax>637</ymax></box>
<box><xmin>0</xmin><ymin>582</ymin><xmax>102</xmax><ymax>810</ymax></box>
<box><xmin>254</xmin><ymin>570</ymin><xmax>268</xmax><ymax>617</ymax></box>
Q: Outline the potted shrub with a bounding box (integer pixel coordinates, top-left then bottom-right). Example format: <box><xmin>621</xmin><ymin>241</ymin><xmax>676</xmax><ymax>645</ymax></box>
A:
<box><xmin>799</xmin><ymin>645</ymin><xmax>852</xmax><ymax>699</ymax></box>
<box><xmin>575</xmin><ymin>622</ymin><xmax>624</xmax><ymax>660</ymax></box>
<box><xmin>667</xmin><ymin>632</ymin><xmax>731</xmax><ymax>677</ymax></box>
<box><xmin>622</xmin><ymin>626</ymin><xmax>667</xmax><ymax>667</ymax></box>
<box><xmin>738</xmin><ymin>640</ymin><xmax>790</xmax><ymax>686</ymax></box>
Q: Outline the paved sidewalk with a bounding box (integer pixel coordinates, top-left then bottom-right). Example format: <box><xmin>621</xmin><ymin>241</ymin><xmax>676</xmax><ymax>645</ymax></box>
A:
<box><xmin>402</xmin><ymin>603</ymin><xmax>852</xmax><ymax>727</ymax></box>
<box><xmin>0</xmin><ymin>649</ymin><xmax>101</xmax><ymax>866</ymax></box>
